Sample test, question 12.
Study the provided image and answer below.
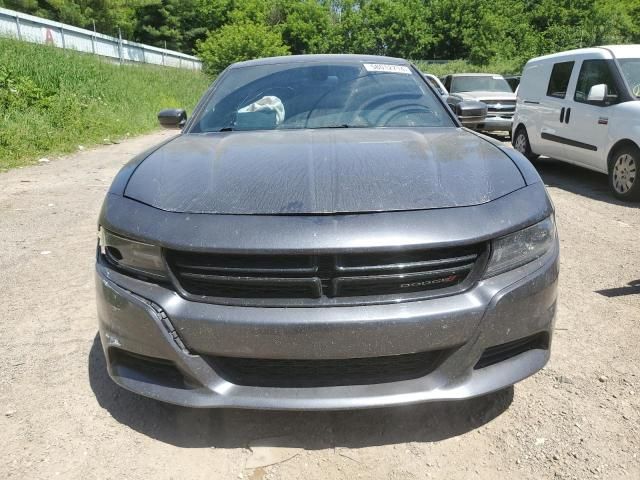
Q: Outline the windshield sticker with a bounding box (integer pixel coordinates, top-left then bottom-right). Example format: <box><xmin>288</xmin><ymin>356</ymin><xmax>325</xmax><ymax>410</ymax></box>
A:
<box><xmin>363</xmin><ymin>63</ymin><xmax>412</xmax><ymax>74</ymax></box>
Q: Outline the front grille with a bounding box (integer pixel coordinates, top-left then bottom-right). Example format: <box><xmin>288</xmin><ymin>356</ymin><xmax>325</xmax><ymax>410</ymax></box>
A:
<box><xmin>165</xmin><ymin>244</ymin><xmax>487</xmax><ymax>306</ymax></box>
<box><xmin>204</xmin><ymin>350</ymin><xmax>448</xmax><ymax>387</ymax></box>
<box><xmin>482</xmin><ymin>100</ymin><xmax>516</xmax><ymax>107</ymax></box>
<box><xmin>482</xmin><ymin>99</ymin><xmax>516</xmax><ymax>117</ymax></box>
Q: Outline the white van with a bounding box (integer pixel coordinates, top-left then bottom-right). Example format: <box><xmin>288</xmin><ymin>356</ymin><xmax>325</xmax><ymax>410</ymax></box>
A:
<box><xmin>512</xmin><ymin>45</ymin><xmax>640</xmax><ymax>200</ymax></box>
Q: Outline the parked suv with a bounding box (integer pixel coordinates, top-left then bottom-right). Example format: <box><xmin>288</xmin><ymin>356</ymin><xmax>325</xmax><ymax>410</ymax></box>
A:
<box><xmin>513</xmin><ymin>45</ymin><xmax>640</xmax><ymax>200</ymax></box>
<box><xmin>96</xmin><ymin>55</ymin><xmax>558</xmax><ymax>409</ymax></box>
<box><xmin>443</xmin><ymin>73</ymin><xmax>516</xmax><ymax>135</ymax></box>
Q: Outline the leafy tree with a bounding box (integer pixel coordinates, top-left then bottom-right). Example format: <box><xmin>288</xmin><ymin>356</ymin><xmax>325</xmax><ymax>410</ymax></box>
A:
<box><xmin>134</xmin><ymin>0</ymin><xmax>235</xmax><ymax>51</ymax></box>
<box><xmin>348</xmin><ymin>0</ymin><xmax>433</xmax><ymax>58</ymax></box>
<box><xmin>196</xmin><ymin>22</ymin><xmax>290</xmax><ymax>75</ymax></box>
<box><xmin>280</xmin><ymin>0</ymin><xmax>333</xmax><ymax>54</ymax></box>
<box><xmin>4</xmin><ymin>0</ymin><xmax>640</xmax><ymax>73</ymax></box>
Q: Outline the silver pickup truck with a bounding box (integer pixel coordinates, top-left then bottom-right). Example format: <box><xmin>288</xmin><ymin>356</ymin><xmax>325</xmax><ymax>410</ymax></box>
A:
<box><xmin>443</xmin><ymin>73</ymin><xmax>516</xmax><ymax>136</ymax></box>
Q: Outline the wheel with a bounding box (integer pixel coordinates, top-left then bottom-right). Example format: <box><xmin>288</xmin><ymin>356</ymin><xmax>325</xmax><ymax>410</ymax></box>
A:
<box><xmin>609</xmin><ymin>145</ymin><xmax>640</xmax><ymax>201</ymax></box>
<box><xmin>513</xmin><ymin>127</ymin><xmax>538</xmax><ymax>161</ymax></box>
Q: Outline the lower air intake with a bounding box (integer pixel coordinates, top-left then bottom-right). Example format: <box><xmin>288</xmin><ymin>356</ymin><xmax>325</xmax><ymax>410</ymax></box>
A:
<box><xmin>205</xmin><ymin>350</ymin><xmax>449</xmax><ymax>388</ymax></box>
<box><xmin>474</xmin><ymin>333</ymin><xmax>549</xmax><ymax>370</ymax></box>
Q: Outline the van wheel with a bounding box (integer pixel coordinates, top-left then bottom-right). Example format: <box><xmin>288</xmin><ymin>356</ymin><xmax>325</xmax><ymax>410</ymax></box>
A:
<box><xmin>609</xmin><ymin>145</ymin><xmax>640</xmax><ymax>201</ymax></box>
<box><xmin>513</xmin><ymin>127</ymin><xmax>538</xmax><ymax>161</ymax></box>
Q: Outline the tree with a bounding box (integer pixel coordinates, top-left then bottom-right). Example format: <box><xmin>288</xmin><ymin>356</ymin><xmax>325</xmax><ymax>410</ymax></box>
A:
<box><xmin>353</xmin><ymin>0</ymin><xmax>433</xmax><ymax>58</ymax></box>
<box><xmin>0</xmin><ymin>0</ymin><xmax>146</xmax><ymax>38</ymax></box>
<box><xmin>4</xmin><ymin>0</ymin><xmax>640</xmax><ymax>71</ymax></box>
<box><xmin>197</xmin><ymin>22</ymin><xmax>290</xmax><ymax>75</ymax></box>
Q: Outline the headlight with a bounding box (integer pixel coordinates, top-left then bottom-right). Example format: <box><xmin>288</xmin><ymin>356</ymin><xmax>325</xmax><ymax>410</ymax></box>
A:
<box><xmin>98</xmin><ymin>227</ymin><xmax>166</xmax><ymax>279</ymax></box>
<box><xmin>484</xmin><ymin>216</ymin><xmax>556</xmax><ymax>277</ymax></box>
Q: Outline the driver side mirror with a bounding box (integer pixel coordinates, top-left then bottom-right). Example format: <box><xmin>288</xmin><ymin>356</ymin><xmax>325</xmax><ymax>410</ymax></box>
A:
<box><xmin>158</xmin><ymin>108</ymin><xmax>187</xmax><ymax>129</ymax></box>
<box><xmin>453</xmin><ymin>100</ymin><xmax>488</xmax><ymax>126</ymax></box>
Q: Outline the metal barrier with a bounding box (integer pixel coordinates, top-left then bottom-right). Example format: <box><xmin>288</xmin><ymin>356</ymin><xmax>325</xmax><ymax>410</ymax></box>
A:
<box><xmin>0</xmin><ymin>7</ymin><xmax>202</xmax><ymax>70</ymax></box>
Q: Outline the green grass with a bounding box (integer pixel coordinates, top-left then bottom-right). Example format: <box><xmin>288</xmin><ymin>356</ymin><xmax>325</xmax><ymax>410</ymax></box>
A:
<box><xmin>413</xmin><ymin>58</ymin><xmax>525</xmax><ymax>77</ymax></box>
<box><xmin>0</xmin><ymin>38</ymin><xmax>211</xmax><ymax>170</ymax></box>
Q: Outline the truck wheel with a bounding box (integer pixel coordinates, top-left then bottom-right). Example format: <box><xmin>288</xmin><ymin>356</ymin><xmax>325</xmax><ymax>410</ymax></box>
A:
<box><xmin>609</xmin><ymin>145</ymin><xmax>640</xmax><ymax>201</ymax></box>
<box><xmin>513</xmin><ymin>127</ymin><xmax>538</xmax><ymax>161</ymax></box>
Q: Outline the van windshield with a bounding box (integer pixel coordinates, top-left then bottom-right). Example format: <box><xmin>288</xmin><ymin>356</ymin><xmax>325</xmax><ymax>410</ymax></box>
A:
<box><xmin>450</xmin><ymin>75</ymin><xmax>512</xmax><ymax>93</ymax></box>
<box><xmin>190</xmin><ymin>61</ymin><xmax>454</xmax><ymax>132</ymax></box>
<box><xmin>619</xmin><ymin>59</ymin><xmax>640</xmax><ymax>97</ymax></box>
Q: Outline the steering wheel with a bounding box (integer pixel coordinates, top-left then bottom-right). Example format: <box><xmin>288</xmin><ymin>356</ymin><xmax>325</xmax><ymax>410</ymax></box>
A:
<box><xmin>380</xmin><ymin>103</ymin><xmax>437</xmax><ymax>127</ymax></box>
<box><xmin>632</xmin><ymin>83</ymin><xmax>640</xmax><ymax>97</ymax></box>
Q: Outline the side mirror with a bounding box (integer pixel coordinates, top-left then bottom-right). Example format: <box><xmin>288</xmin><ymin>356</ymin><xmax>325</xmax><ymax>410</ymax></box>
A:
<box><xmin>454</xmin><ymin>100</ymin><xmax>488</xmax><ymax>126</ymax></box>
<box><xmin>587</xmin><ymin>84</ymin><xmax>607</xmax><ymax>103</ymax></box>
<box><xmin>158</xmin><ymin>108</ymin><xmax>187</xmax><ymax>129</ymax></box>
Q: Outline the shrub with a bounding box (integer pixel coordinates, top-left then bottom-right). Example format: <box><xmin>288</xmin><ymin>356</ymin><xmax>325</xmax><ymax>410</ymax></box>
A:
<box><xmin>197</xmin><ymin>22</ymin><xmax>290</xmax><ymax>75</ymax></box>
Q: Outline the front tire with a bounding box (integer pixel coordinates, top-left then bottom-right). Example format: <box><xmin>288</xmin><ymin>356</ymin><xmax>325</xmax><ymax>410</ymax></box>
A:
<box><xmin>513</xmin><ymin>127</ymin><xmax>538</xmax><ymax>161</ymax></box>
<box><xmin>609</xmin><ymin>145</ymin><xmax>640</xmax><ymax>201</ymax></box>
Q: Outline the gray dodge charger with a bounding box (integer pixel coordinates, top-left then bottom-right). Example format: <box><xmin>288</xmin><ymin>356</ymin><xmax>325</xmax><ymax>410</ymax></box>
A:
<box><xmin>95</xmin><ymin>55</ymin><xmax>559</xmax><ymax>409</ymax></box>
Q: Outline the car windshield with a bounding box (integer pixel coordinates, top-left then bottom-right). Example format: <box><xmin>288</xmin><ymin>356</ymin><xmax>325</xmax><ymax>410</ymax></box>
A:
<box><xmin>189</xmin><ymin>61</ymin><xmax>454</xmax><ymax>132</ymax></box>
<box><xmin>451</xmin><ymin>75</ymin><xmax>512</xmax><ymax>93</ymax></box>
<box><xmin>618</xmin><ymin>59</ymin><xmax>640</xmax><ymax>97</ymax></box>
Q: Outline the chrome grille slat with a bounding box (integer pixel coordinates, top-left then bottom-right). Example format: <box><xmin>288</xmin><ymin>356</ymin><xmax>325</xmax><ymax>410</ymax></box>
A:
<box><xmin>335</xmin><ymin>253</ymin><xmax>478</xmax><ymax>273</ymax></box>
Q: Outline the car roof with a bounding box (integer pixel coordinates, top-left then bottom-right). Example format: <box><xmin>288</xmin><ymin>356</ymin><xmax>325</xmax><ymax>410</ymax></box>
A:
<box><xmin>230</xmin><ymin>54</ymin><xmax>409</xmax><ymax>69</ymax></box>
<box><xmin>527</xmin><ymin>45</ymin><xmax>640</xmax><ymax>63</ymax></box>
<box><xmin>602</xmin><ymin>44</ymin><xmax>640</xmax><ymax>59</ymax></box>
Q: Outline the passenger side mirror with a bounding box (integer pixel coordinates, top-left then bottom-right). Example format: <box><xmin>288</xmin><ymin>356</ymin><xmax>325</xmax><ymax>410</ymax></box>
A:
<box><xmin>454</xmin><ymin>100</ymin><xmax>488</xmax><ymax>127</ymax></box>
<box><xmin>158</xmin><ymin>109</ymin><xmax>187</xmax><ymax>129</ymax></box>
<box><xmin>587</xmin><ymin>84</ymin><xmax>607</xmax><ymax>103</ymax></box>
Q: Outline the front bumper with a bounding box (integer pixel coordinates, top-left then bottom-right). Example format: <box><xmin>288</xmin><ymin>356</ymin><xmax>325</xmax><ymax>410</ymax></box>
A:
<box><xmin>476</xmin><ymin>116</ymin><xmax>513</xmax><ymax>132</ymax></box>
<box><xmin>95</xmin><ymin>237</ymin><xmax>559</xmax><ymax>410</ymax></box>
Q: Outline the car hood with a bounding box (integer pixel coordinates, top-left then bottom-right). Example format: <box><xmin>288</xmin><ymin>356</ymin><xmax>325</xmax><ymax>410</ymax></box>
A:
<box><xmin>454</xmin><ymin>91</ymin><xmax>516</xmax><ymax>101</ymax></box>
<box><xmin>124</xmin><ymin>128</ymin><xmax>525</xmax><ymax>215</ymax></box>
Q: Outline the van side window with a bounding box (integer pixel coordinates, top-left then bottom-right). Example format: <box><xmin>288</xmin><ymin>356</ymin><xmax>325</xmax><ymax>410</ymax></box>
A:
<box><xmin>574</xmin><ymin>60</ymin><xmax>619</xmax><ymax>104</ymax></box>
<box><xmin>546</xmin><ymin>62</ymin><xmax>574</xmax><ymax>98</ymax></box>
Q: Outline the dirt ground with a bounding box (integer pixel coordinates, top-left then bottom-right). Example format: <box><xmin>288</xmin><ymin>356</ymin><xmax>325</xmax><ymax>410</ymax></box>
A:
<box><xmin>1</xmin><ymin>131</ymin><xmax>638</xmax><ymax>480</ymax></box>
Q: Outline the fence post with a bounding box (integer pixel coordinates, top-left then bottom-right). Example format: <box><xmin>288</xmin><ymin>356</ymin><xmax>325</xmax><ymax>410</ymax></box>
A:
<box><xmin>91</xmin><ymin>20</ymin><xmax>96</xmax><ymax>54</ymax></box>
<box><xmin>15</xmin><ymin>15</ymin><xmax>22</xmax><ymax>40</ymax></box>
<box><xmin>60</xmin><ymin>26</ymin><xmax>65</xmax><ymax>48</ymax></box>
<box><xmin>118</xmin><ymin>27</ymin><xmax>123</xmax><ymax>64</ymax></box>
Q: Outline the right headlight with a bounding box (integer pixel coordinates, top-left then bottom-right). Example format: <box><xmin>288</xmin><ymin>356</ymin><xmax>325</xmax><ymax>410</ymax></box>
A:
<box><xmin>98</xmin><ymin>227</ymin><xmax>167</xmax><ymax>280</ymax></box>
<box><xmin>484</xmin><ymin>216</ymin><xmax>556</xmax><ymax>278</ymax></box>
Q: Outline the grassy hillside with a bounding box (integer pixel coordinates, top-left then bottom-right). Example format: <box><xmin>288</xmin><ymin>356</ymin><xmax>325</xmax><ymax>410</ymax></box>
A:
<box><xmin>0</xmin><ymin>38</ymin><xmax>210</xmax><ymax>169</ymax></box>
<box><xmin>414</xmin><ymin>58</ymin><xmax>524</xmax><ymax>77</ymax></box>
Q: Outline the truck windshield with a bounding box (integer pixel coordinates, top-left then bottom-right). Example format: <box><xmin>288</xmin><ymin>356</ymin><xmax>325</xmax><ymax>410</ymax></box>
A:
<box><xmin>619</xmin><ymin>59</ymin><xmax>640</xmax><ymax>97</ymax></box>
<box><xmin>451</xmin><ymin>75</ymin><xmax>512</xmax><ymax>93</ymax></box>
<box><xmin>189</xmin><ymin>61</ymin><xmax>454</xmax><ymax>132</ymax></box>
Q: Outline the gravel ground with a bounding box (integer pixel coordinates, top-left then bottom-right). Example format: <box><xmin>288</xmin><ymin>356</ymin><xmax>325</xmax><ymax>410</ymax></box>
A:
<box><xmin>1</xmin><ymin>131</ymin><xmax>638</xmax><ymax>479</ymax></box>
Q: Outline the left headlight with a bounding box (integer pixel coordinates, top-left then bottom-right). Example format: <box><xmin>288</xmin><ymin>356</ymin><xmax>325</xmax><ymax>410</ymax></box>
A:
<box><xmin>98</xmin><ymin>227</ymin><xmax>167</xmax><ymax>280</ymax></box>
<box><xmin>484</xmin><ymin>216</ymin><xmax>556</xmax><ymax>278</ymax></box>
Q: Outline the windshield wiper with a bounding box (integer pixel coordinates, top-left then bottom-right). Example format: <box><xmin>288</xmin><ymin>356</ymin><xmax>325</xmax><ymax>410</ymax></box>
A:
<box><xmin>313</xmin><ymin>124</ymin><xmax>369</xmax><ymax>129</ymax></box>
<box><xmin>219</xmin><ymin>126</ymin><xmax>234</xmax><ymax>132</ymax></box>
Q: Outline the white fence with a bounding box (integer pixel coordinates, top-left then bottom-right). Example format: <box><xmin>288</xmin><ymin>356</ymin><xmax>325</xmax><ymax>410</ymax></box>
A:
<box><xmin>0</xmin><ymin>7</ymin><xmax>202</xmax><ymax>71</ymax></box>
